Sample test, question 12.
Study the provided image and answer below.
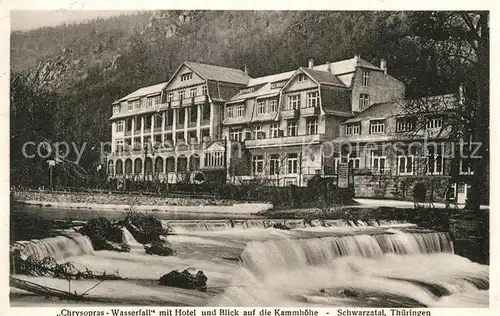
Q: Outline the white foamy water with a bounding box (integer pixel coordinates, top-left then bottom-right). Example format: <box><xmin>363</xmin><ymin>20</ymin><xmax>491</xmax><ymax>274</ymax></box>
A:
<box><xmin>12</xmin><ymin>231</ymin><xmax>94</xmax><ymax>261</ymax></box>
<box><xmin>10</xmin><ymin>221</ymin><xmax>489</xmax><ymax>307</ymax></box>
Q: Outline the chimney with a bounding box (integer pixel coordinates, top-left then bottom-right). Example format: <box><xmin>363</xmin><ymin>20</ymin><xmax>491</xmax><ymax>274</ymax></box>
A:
<box><xmin>308</xmin><ymin>58</ymin><xmax>314</xmax><ymax>69</ymax></box>
<box><xmin>354</xmin><ymin>53</ymin><xmax>361</xmax><ymax>66</ymax></box>
<box><xmin>326</xmin><ymin>61</ymin><xmax>331</xmax><ymax>73</ymax></box>
<box><xmin>380</xmin><ymin>58</ymin><xmax>387</xmax><ymax>74</ymax></box>
<box><xmin>244</xmin><ymin>65</ymin><xmax>249</xmax><ymax>75</ymax></box>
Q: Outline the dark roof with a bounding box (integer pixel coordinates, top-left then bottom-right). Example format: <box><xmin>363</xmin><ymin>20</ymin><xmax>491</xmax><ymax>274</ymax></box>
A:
<box><xmin>343</xmin><ymin>93</ymin><xmax>458</xmax><ymax>124</ymax></box>
<box><xmin>320</xmin><ymin>86</ymin><xmax>352</xmax><ymax>115</ymax></box>
<box><xmin>355</xmin><ymin>101</ymin><xmax>405</xmax><ymax>120</ymax></box>
<box><xmin>115</xmin><ymin>82</ymin><xmax>166</xmax><ymax>103</ymax></box>
<box><xmin>302</xmin><ymin>68</ymin><xmax>346</xmax><ymax>87</ymax></box>
<box><xmin>185</xmin><ymin>61</ymin><xmax>251</xmax><ymax>85</ymax></box>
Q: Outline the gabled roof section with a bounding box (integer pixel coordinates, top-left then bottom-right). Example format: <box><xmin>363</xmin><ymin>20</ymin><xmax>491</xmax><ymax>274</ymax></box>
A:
<box><xmin>115</xmin><ymin>82</ymin><xmax>167</xmax><ymax>103</ymax></box>
<box><xmin>247</xmin><ymin>70</ymin><xmax>296</xmax><ymax>86</ymax></box>
<box><xmin>342</xmin><ymin>93</ymin><xmax>457</xmax><ymax>124</ymax></box>
<box><xmin>184</xmin><ymin>61</ymin><xmax>251</xmax><ymax>85</ymax></box>
<box><xmin>227</xmin><ymin>70</ymin><xmax>296</xmax><ymax>103</ymax></box>
<box><xmin>344</xmin><ymin>101</ymin><xmax>404</xmax><ymax>123</ymax></box>
<box><xmin>313</xmin><ymin>56</ymin><xmax>383</xmax><ymax>75</ymax></box>
<box><xmin>302</xmin><ymin>68</ymin><xmax>346</xmax><ymax>87</ymax></box>
<box><xmin>320</xmin><ymin>86</ymin><xmax>352</xmax><ymax>116</ymax></box>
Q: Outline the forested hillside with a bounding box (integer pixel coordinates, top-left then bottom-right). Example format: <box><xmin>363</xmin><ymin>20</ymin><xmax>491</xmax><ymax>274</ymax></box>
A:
<box><xmin>10</xmin><ymin>11</ymin><xmax>488</xmax><ymax>202</ymax></box>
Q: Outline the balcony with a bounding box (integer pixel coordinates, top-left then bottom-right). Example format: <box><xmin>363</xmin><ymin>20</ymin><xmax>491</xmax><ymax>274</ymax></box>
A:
<box><xmin>281</xmin><ymin>109</ymin><xmax>300</xmax><ymax>120</ymax></box>
<box><xmin>245</xmin><ymin>134</ymin><xmax>325</xmax><ymax>149</ymax></box>
<box><xmin>181</xmin><ymin>98</ymin><xmax>193</xmax><ymax>106</ymax></box>
<box><xmin>301</xmin><ymin>106</ymin><xmax>320</xmax><ymax>117</ymax></box>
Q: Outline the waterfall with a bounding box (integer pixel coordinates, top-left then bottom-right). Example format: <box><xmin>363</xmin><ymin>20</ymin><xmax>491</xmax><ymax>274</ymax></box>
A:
<box><xmin>240</xmin><ymin>231</ymin><xmax>454</xmax><ymax>275</ymax></box>
<box><xmin>121</xmin><ymin>227</ymin><xmax>143</xmax><ymax>248</ymax></box>
<box><xmin>213</xmin><ymin>230</ymin><xmax>488</xmax><ymax>307</ymax></box>
<box><xmin>166</xmin><ymin>219</ymin><xmax>415</xmax><ymax>233</ymax></box>
<box><xmin>11</xmin><ymin>231</ymin><xmax>94</xmax><ymax>261</ymax></box>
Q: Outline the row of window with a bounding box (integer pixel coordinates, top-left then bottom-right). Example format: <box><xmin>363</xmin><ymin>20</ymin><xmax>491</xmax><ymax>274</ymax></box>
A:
<box><xmin>114</xmin><ymin>129</ymin><xmax>211</xmax><ymax>151</ymax></box>
<box><xmin>344</xmin><ymin>117</ymin><xmax>444</xmax><ymax>136</ymax></box>
<box><xmin>338</xmin><ymin>151</ymin><xmax>472</xmax><ymax>176</ymax></box>
<box><xmin>285</xmin><ymin>91</ymin><xmax>320</xmax><ymax>110</ymax></box>
<box><xmin>115</xmin><ymin>106</ymin><xmax>211</xmax><ymax>133</ymax></box>
<box><xmin>227</xmin><ymin>98</ymin><xmax>279</xmax><ymax>118</ymax></box>
<box><xmin>225</xmin><ymin>90</ymin><xmax>368</xmax><ymax>118</ymax></box>
<box><xmin>114</xmin><ymin>86</ymin><xmax>209</xmax><ymax>115</ymax></box>
<box><xmin>252</xmin><ymin>153</ymin><xmax>300</xmax><ymax>175</ymax></box>
<box><xmin>229</xmin><ymin>118</ymin><xmax>319</xmax><ymax>141</ymax></box>
<box><xmin>166</xmin><ymin>85</ymin><xmax>208</xmax><ymax>102</ymax></box>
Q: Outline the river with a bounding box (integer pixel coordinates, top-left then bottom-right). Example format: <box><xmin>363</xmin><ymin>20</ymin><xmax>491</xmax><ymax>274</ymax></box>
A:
<box><xmin>10</xmin><ymin>207</ymin><xmax>489</xmax><ymax>307</ymax></box>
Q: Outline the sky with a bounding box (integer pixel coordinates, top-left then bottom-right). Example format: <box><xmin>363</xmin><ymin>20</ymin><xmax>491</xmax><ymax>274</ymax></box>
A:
<box><xmin>10</xmin><ymin>10</ymin><xmax>137</xmax><ymax>31</ymax></box>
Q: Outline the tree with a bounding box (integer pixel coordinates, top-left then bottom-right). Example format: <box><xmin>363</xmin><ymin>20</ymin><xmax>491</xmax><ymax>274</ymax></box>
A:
<box><xmin>396</xmin><ymin>11</ymin><xmax>489</xmax><ymax>210</ymax></box>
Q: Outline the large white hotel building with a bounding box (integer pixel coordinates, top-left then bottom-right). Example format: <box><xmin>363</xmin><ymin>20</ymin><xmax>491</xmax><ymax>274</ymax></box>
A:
<box><xmin>107</xmin><ymin>55</ymin><xmax>407</xmax><ymax>187</ymax></box>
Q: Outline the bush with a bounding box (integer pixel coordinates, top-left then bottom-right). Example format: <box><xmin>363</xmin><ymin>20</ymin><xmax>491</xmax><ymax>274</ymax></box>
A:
<box><xmin>159</xmin><ymin>268</ymin><xmax>207</xmax><ymax>292</ymax></box>
<box><xmin>123</xmin><ymin>211</ymin><xmax>168</xmax><ymax>244</ymax></box>
<box><xmin>413</xmin><ymin>182</ymin><xmax>427</xmax><ymax>202</ymax></box>
<box><xmin>78</xmin><ymin>216</ymin><xmax>125</xmax><ymax>251</ymax></box>
<box><xmin>145</xmin><ymin>241</ymin><xmax>175</xmax><ymax>256</ymax></box>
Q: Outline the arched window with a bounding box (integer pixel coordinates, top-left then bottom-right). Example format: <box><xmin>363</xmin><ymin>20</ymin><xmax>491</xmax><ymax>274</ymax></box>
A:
<box><xmin>145</xmin><ymin>157</ymin><xmax>153</xmax><ymax>174</ymax></box>
<box><xmin>155</xmin><ymin>157</ymin><xmax>164</xmax><ymax>174</ymax></box>
<box><xmin>116</xmin><ymin>160</ymin><xmax>123</xmax><ymax>174</ymax></box>
<box><xmin>166</xmin><ymin>156</ymin><xmax>175</xmax><ymax>173</ymax></box>
<box><xmin>107</xmin><ymin>160</ymin><xmax>114</xmax><ymax>175</ymax></box>
<box><xmin>177</xmin><ymin>156</ymin><xmax>188</xmax><ymax>173</ymax></box>
<box><xmin>189</xmin><ymin>154</ymin><xmax>200</xmax><ymax>171</ymax></box>
<box><xmin>134</xmin><ymin>158</ymin><xmax>143</xmax><ymax>174</ymax></box>
<box><xmin>125</xmin><ymin>159</ymin><xmax>133</xmax><ymax>174</ymax></box>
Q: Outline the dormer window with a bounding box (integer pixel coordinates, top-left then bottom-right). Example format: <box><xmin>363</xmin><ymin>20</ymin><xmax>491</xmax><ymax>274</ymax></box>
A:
<box><xmin>202</xmin><ymin>85</ymin><xmax>208</xmax><ymax>95</ymax></box>
<box><xmin>396</xmin><ymin>117</ymin><xmax>416</xmax><ymax>132</ymax></box>
<box><xmin>345</xmin><ymin>123</ymin><xmax>361</xmax><ymax>136</ymax></box>
<box><xmin>268</xmin><ymin>99</ymin><xmax>278</xmax><ymax>113</ymax></box>
<box><xmin>359</xmin><ymin>94</ymin><xmax>370</xmax><ymax>109</ymax></box>
<box><xmin>154</xmin><ymin>95</ymin><xmax>161</xmax><ymax>105</ymax></box>
<box><xmin>256</xmin><ymin>100</ymin><xmax>266</xmax><ymax>115</ymax></box>
<box><xmin>227</xmin><ymin>105</ymin><xmax>234</xmax><ymax>118</ymax></box>
<box><xmin>426</xmin><ymin>117</ymin><xmax>443</xmax><ymax>129</ymax></box>
<box><xmin>113</xmin><ymin>105</ymin><xmax>120</xmax><ymax>114</ymax></box>
<box><xmin>181</xmin><ymin>73</ymin><xmax>193</xmax><ymax>81</ymax></box>
<box><xmin>306</xmin><ymin>91</ymin><xmax>320</xmax><ymax>108</ymax></box>
<box><xmin>297</xmin><ymin>74</ymin><xmax>308</xmax><ymax>82</ymax></box>
<box><xmin>178</xmin><ymin>90</ymin><xmax>185</xmax><ymax>100</ymax></box>
<box><xmin>362</xmin><ymin>71</ymin><xmax>370</xmax><ymax>87</ymax></box>
<box><xmin>133</xmin><ymin>100</ymin><xmax>140</xmax><ymax>110</ymax></box>
<box><xmin>370</xmin><ymin>120</ymin><xmax>385</xmax><ymax>134</ymax></box>
<box><xmin>147</xmin><ymin>97</ymin><xmax>154</xmax><ymax>107</ymax></box>
<box><xmin>236</xmin><ymin>104</ymin><xmax>244</xmax><ymax>117</ymax></box>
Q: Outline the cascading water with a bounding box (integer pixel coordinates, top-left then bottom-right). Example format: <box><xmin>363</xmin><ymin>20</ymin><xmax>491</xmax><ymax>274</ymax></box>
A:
<box><xmin>213</xmin><ymin>230</ymin><xmax>488</xmax><ymax>307</ymax></box>
<box><xmin>165</xmin><ymin>219</ymin><xmax>416</xmax><ymax>233</ymax></box>
<box><xmin>11</xmin><ymin>231</ymin><xmax>94</xmax><ymax>261</ymax></box>
<box><xmin>239</xmin><ymin>231</ymin><xmax>453</xmax><ymax>275</ymax></box>
<box><xmin>9</xmin><ymin>217</ymin><xmax>488</xmax><ymax>308</ymax></box>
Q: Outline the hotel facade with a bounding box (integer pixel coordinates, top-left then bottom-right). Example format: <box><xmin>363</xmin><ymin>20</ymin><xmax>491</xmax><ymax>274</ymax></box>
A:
<box><xmin>106</xmin><ymin>55</ymin><xmax>477</xmax><ymax>203</ymax></box>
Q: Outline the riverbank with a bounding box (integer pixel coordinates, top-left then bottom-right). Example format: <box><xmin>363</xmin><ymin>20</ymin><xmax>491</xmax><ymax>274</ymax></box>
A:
<box><xmin>11</xmin><ymin>191</ymin><xmax>272</xmax><ymax>214</ymax></box>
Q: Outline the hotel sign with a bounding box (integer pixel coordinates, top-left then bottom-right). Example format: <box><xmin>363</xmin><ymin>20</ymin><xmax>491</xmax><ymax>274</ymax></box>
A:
<box><xmin>337</xmin><ymin>162</ymin><xmax>349</xmax><ymax>188</ymax></box>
